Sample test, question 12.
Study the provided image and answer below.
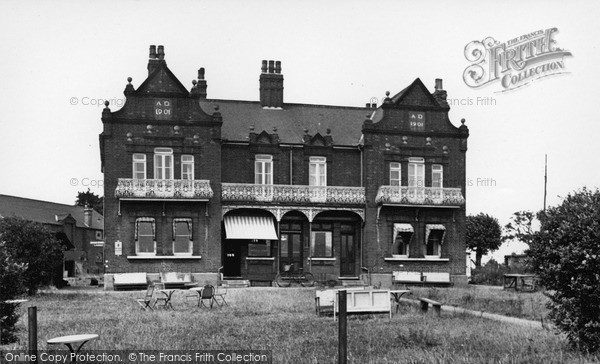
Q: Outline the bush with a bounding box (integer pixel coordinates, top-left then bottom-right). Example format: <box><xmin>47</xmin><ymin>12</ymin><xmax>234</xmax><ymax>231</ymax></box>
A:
<box><xmin>0</xmin><ymin>242</ymin><xmax>27</xmax><ymax>344</ymax></box>
<box><xmin>530</xmin><ymin>188</ymin><xmax>600</xmax><ymax>352</ymax></box>
<box><xmin>0</xmin><ymin>217</ymin><xmax>64</xmax><ymax>295</ymax></box>
<box><xmin>470</xmin><ymin>259</ymin><xmax>530</xmax><ymax>286</ymax></box>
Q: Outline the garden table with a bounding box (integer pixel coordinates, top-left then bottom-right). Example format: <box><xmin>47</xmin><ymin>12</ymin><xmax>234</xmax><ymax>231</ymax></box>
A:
<box><xmin>389</xmin><ymin>290</ymin><xmax>411</xmax><ymax>313</ymax></box>
<box><xmin>47</xmin><ymin>334</ymin><xmax>98</xmax><ymax>362</ymax></box>
<box><xmin>155</xmin><ymin>289</ymin><xmax>178</xmax><ymax>310</ymax></box>
<box><xmin>503</xmin><ymin>274</ymin><xmax>537</xmax><ymax>291</ymax></box>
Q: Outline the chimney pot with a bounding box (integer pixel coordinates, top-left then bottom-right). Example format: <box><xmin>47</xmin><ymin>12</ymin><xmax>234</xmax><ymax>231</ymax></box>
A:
<box><xmin>83</xmin><ymin>204</ymin><xmax>93</xmax><ymax>227</ymax></box>
<box><xmin>275</xmin><ymin>61</ymin><xmax>281</xmax><ymax>74</ymax></box>
<box><xmin>435</xmin><ymin>78</ymin><xmax>443</xmax><ymax>90</ymax></box>
<box><xmin>149</xmin><ymin>45</ymin><xmax>156</xmax><ymax>59</ymax></box>
<box><xmin>268</xmin><ymin>60</ymin><xmax>275</xmax><ymax>74</ymax></box>
<box><xmin>261</xmin><ymin>60</ymin><xmax>268</xmax><ymax>73</ymax></box>
<box><xmin>157</xmin><ymin>45</ymin><xmax>165</xmax><ymax>60</ymax></box>
<box><xmin>366</xmin><ymin>103</ymin><xmax>370</xmax><ymax>108</ymax></box>
<box><xmin>198</xmin><ymin>68</ymin><xmax>205</xmax><ymax>80</ymax></box>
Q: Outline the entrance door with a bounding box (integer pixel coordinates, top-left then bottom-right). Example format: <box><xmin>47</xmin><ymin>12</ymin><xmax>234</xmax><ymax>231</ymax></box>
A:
<box><xmin>223</xmin><ymin>240</ymin><xmax>241</xmax><ymax>277</ymax></box>
<box><xmin>340</xmin><ymin>234</ymin><xmax>356</xmax><ymax>276</ymax></box>
<box><xmin>280</xmin><ymin>233</ymin><xmax>302</xmax><ymax>272</ymax></box>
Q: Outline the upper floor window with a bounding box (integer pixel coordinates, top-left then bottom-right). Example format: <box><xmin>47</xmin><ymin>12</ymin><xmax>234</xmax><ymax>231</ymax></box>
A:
<box><xmin>173</xmin><ymin>218</ymin><xmax>193</xmax><ymax>255</ymax></box>
<box><xmin>390</xmin><ymin>162</ymin><xmax>401</xmax><ymax>186</ymax></box>
<box><xmin>181</xmin><ymin>155</ymin><xmax>194</xmax><ymax>180</ymax></box>
<box><xmin>154</xmin><ymin>148</ymin><xmax>173</xmax><ymax>179</ymax></box>
<box><xmin>135</xmin><ymin>217</ymin><xmax>156</xmax><ymax>255</ymax></box>
<box><xmin>309</xmin><ymin>157</ymin><xmax>327</xmax><ymax>186</ymax></box>
<box><xmin>432</xmin><ymin>164</ymin><xmax>443</xmax><ymax>188</ymax></box>
<box><xmin>408</xmin><ymin>157</ymin><xmax>425</xmax><ymax>188</ymax></box>
<box><xmin>132</xmin><ymin>154</ymin><xmax>146</xmax><ymax>179</ymax></box>
<box><xmin>255</xmin><ymin>155</ymin><xmax>273</xmax><ymax>185</ymax></box>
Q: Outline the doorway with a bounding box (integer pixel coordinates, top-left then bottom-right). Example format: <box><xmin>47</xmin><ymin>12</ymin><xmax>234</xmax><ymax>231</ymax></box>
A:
<box><xmin>279</xmin><ymin>232</ymin><xmax>302</xmax><ymax>273</ymax></box>
<box><xmin>340</xmin><ymin>233</ymin><xmax>356</xmax><ymax>276</ymax></box>
<box><xmin>223</xmin><ymin>240</ymin><xmax>241</xmax><ymax>277</ymax></box>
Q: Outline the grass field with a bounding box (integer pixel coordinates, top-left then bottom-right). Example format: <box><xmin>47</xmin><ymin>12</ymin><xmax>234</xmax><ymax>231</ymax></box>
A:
<box><xmin>4</xmin><ymin>286</ymin><xmax>599</xmax><ymax>363</ymax></box>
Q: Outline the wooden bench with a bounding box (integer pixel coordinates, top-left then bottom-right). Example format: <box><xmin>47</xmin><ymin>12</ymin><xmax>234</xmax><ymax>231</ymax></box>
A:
<box><xmin>315</xmin><ymin>287</ymin><xmax>365</xmax><ymax>316</ymax></box>
<box><xmin>334</xmin><ymin>289</ymin><xmax>392</xmax><ymax>319</ymax></box>
<box><xmin>419</xmin><ymin>297</ymin><xmax>442</xmax><ymax>317</ymax></box>
<box><xmin>113</xmin><ymin>273</ymin><xmax>148</xmax><ymax>290</ymax></box>
<box><xmin>160</xmin><ymin>272</ymin><xmax>193</xmax><ymax>289</ymax></box>
<box><xmin>393</xmin><ymin>271</ymin><xmax>453</xmax><ymax>287</ymax></box>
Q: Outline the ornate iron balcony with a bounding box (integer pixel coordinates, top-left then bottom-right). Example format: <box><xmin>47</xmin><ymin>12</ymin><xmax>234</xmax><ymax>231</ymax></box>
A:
<box><xmin>222</xmin><ymin>183</ymin><xmax>365</xmax><ymax>205</ymax></box>
<box><xmin>115</xmin><ymin>179</ymin><xmax>214</xmax><ymax>200</ymax></box>
<box><xmin>375</xmin><ymin>186</ymin><xmax>465</xmax><ymax>207</ymax></box>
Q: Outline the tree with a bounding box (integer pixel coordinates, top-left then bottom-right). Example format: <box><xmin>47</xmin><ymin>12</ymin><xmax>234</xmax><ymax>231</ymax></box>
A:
<box><xmin>0</xmin><ymin>217</ymin><xmax>64</xmax><ymax>295</ymax></box>
<box><xmin>504</xmin><ymin>210</ymin><xmax>538</xmax><ymax>246</ymax></box>
<box><xmin>465</xmin><ymin>213</ymin><xmax>503</xmax><ymax>267</ymax></box>
<box><xmin>75</xmin><ymin>189</ymin><xmax>104</xmax><ymax>215</ymax></box>
<box><xmin>529</xmin><ymin>188</ymin><xmax>600</xmax><ymax>352</ymax></box>
<box><xmin>0</xmin><ymin>241</ymin><xmax>27</xmax><ymax>344</ymax></box>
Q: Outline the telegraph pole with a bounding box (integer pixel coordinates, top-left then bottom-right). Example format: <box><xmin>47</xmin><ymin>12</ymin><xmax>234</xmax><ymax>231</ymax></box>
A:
<box><xmin>543</xmin><ymin>154</ymin><xmax>548</xmax><ymax>212</ymax></box>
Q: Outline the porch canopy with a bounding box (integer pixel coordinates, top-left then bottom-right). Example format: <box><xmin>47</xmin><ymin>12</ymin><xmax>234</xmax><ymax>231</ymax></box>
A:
<box><xmin>224</xmin><ymin>215</ymin><xmax>278</xmax><ymax>240</ymax></box>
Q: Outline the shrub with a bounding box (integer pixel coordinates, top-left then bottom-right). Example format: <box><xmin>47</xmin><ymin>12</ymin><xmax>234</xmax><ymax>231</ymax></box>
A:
<box><xmin>529</xmin><ymin>188</ymin><xmax>600</xmax><ymax>352</ymax></box>
<box><xmin>0</xmin><ymin>217</ymin><xmax>64</xmax><ymax>295</ymax></box>
<box><xmin>0</xmin><ymin>242</ymin><xmax>27</xmax><ymax>344</ymax></box>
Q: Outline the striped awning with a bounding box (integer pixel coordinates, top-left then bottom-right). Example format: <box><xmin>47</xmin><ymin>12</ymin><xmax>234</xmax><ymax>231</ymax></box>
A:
<box><xmin>425</xmin><ymin>224</ymin><xmax>446</xmax><ymax>243</ymax></box>
<box><xmin>393</xmin><ymin>223</ymin><xmax>414</xmax><ymax>233</ymax></box>
<box><xmin>224</xmin><ymin>215</ymin><xmax>278</xmax><ymax>240</ymax></box>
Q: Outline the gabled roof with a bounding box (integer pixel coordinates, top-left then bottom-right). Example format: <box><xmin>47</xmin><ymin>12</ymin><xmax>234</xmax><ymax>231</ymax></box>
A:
<box><xmin>135</xmin><ymin>62</ymin><xmax>190</xmax><ymax>96</ymax></box>
<box><xmin>0</xmin><ymin>195</ymin><xmax>104</xmax><ymax>230</ymax></box>
<box><xmin>390</xmin><ymin>78</ymin><xmax>442</xmax><ymax>107</ymax></box>
<box><xmin>199</xmin><ymin>99</ymin><xmax>370</xmax><ymax>146</ymax></box>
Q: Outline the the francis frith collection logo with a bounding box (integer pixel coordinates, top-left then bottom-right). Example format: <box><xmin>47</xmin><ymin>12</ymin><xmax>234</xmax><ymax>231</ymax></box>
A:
<box><xmin>463</xmin><ymin>28</ymin><xmax>572</xmax><ymax>92</ymax></box>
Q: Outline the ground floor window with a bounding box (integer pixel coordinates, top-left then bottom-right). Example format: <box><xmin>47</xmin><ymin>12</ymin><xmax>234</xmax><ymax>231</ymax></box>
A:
<box><xmin>135</xmin><ymin>217</ymin><xmax>156</xmax><ymax>255</ymax></box>
<box><xmin>425</xmin><ymin>224</ymin><xmax>446</xmax><ymax>258</ymax></box>
<box><xmin>391</xmin><ymin>223</ymin><xmax>413</xmax><ymax>257</ymax></box>
<box><xmin>248</xmin><ymin>239</ymin><xmax>273</xmax><ymax>257</ymax></box>
<box><xmin>173</xmin><ymin>218</ymin><xmax>193</xmax><ymax>255</ymax></box>
<box><xmin>311</xmin><ymin>231</ymin><xmax>332</xmax><ymax>257</ymax></box>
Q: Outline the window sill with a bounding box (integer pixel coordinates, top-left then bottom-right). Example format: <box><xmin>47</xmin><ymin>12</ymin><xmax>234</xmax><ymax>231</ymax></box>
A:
<box><xmin>309</xmin><ymin>257</ymin><xmax>336</xmax><ymax>261</ymax></box>
<box><xmin>127</xmin><ymin>255</ymin><xmax>202</xmax><ymax>260</ymax></box>
<box><xmin>384</xmin><ymin>257</ymin><xmax>449</xmax><ymax>262</ymax></box>
<box><xmin>246</xmin><ymin>257</ymin><xmax>275</xmax><ymax>261</ymax></box>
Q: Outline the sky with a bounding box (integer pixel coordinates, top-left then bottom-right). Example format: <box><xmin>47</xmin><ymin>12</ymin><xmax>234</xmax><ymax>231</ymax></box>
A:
<box><xmin>1</xmin><ymin>0</ymin><xmax>598</xmax><ymax>263</ymax></box>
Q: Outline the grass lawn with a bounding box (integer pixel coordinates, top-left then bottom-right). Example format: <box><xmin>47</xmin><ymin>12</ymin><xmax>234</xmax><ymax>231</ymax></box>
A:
<box><xmin>5</xmin><ymin>286</ymin><xmax>599</xmax><ymax>363</ymax></box>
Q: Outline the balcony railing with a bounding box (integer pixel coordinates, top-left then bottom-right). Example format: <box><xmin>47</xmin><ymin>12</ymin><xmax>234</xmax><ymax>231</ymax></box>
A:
<box><xmin>375</xmin><ymin>186</ymin><xmax>465</xmax><ymax>207</ymax></box>
<box><xmin>222</xmin><ymin>183</ymin><xmax>365</xmax><ymax>205</ymax></box>
<box><xmin>115</xmin><ymin>179</ymin><xmax>214</xmax><ymax>200</ymax></box>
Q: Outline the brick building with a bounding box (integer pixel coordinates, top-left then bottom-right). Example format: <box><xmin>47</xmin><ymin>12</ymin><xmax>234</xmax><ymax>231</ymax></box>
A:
<box><xmin>0</xmin><ymin>194</ymin><xmax>104</xmax><ymax>277</ymax></box>
<box><xmin>100</xmin><ymin>46</ymin><xmax>469</xmax><ymax>287</ymax></box>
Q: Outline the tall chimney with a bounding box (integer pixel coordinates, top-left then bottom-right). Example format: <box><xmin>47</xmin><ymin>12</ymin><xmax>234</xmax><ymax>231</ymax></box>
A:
<box><xmin>197</xmin><ymin>68</ymin><xmax>207</xmax><ymax>98</ymax></box>
<box><xmin>259</xmin><ymin>59</ymin><xmax>284</xmax><ymax>108</ymax></box>
<box><xmin>147</xmin><ymin>45</ymin><xmax>166</xmax><ymax>76</ymax></box>
<box><xmin>433</xmin><ymin>78</ymin><xmax>449</xmax><ymax>108</ymax></box>
<box><xmin>83</xmin><ymin>204</ymin><xmax>93</xmax><ymax>227</ymax></box>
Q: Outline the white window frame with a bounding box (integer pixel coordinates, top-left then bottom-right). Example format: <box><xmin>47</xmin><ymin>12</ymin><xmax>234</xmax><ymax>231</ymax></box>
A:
<box><xmin>432</xmin><ymin>164</ymin><xmax>443</xmax><ymax>188</ymax></box>
<box><xmin>425</xmin><ymin>225</ymin><xmax>446</xmax><ymax>259</ymax></box>
<box><xmin>255</xmin><ymin>155</ymin><xmax>273</xmax><ymax>185</ymax></box>
<box><xmin>390</xmin><ymin>162</ymin><xmax>401</xmax><ymax>186</ymax></box>
<box><xmin>311</xmin><ymin>231</ymin><xmax>333</xmax><ymax>258</ymax></box>
<box><xmin>408</xmin><ymin>157</ymin><xmax>425</xmax><ymax>188</ymax></box>
<box><xmin>154</xmin><ymin>148</ymin><xmax>173</xmax><ymax>180</ymax></box>
<box><xmin>132</xmin><ymin>154</ymin><xmax>146</xmax><ymax>179</ymax></box>
<box><xmin>181</xmin><ymin>155</ymin><xmax>194</xmax><ymax>180</ymax></box>
<box><xmin>173</xmin><ymin>218</ymin><xmax>193</xmax><ymax>256</ymax></box>
<box><xmin>135</xmin><ymin>218</ymin><xmax>156</xmax><ymax>256</ymax></box>
<box><xmin>309</xmin><ymin>156</ymin><xmax>327</xmax><ymax>186</ymax></box>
